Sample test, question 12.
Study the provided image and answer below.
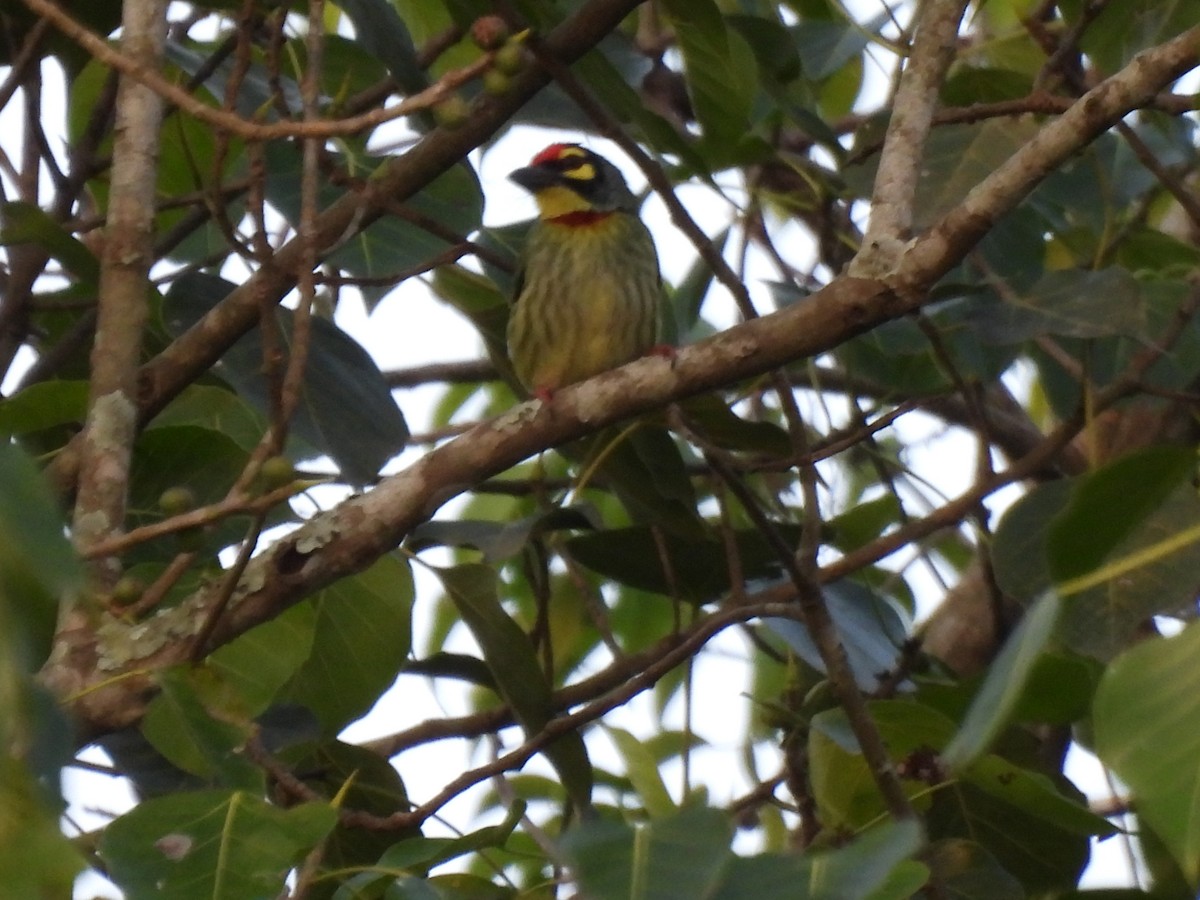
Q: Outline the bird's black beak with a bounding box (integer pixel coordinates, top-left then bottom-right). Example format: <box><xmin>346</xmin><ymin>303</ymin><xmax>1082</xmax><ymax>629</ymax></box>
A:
<box><xmin>509</xmin><ymin>165</ymin><xmax>559</xmax><ymax>193</ymax></box>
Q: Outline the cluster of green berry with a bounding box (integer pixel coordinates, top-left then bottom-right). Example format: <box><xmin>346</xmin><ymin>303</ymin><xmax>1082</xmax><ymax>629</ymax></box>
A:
<box><xmin>433</xmin><ymin>15</ymin><xmax>528</xmax><ymax>128</ymax></box>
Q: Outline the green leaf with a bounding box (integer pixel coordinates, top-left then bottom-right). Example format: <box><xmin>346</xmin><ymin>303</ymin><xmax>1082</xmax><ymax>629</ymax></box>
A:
<box><xmin>208</xmin><ymin>602</ymin><xmax>316</xmax><ymax>715</ymax></box>
<box><xmin>808</xmin><ymin>819</ymin><xmax>924</xmax><ymax>900</ymax></box>
<box><xmin>660</xmin><ymin>0</ymin><xmax>758</xmax><ymax>161</ymax></box>
<box><xmin>150</xmin><ymin>384</ymin><xmax>268</xmax><ymax>452</ymax></box>
<box><xmin>992</xmin><ymin>479</ymin><xmax>1074</xmax><ymax>601</ymax></box>
<box><xmin>963</xmin><ymin>755</ymin><xmax>1114</xmax><ymax>839</ymax></box>
<box><xmin>580</xmin><ymin>424</ymin><xmax>706</xmax><ymax>539</ymax></box>
<box><xmin>921</xmin><ymin>839</ymin><xmax>1024</xmax><ymax>900</ymax></box>
<box><xmin>1049</xmin><ymin>446</ymin><xmax>1196</xmax><ymax>581</ymax></box>
<box><xmin>764</xmin><ymin>581</ymin><xmax>910</xmax><ymax>690</ymax></box>
<box><xmin>336</xmin><ymin>0</ymin><xmax>427</xmax><ymax>94</ymax></box>
<box><xmin>926</xmin><ymin>778</ymin><xmax>1092</xmax><ymax>892</ymax></box>
<box><xmin>1075</xmin><ymin>0</ymin><xmax>1200</xmax><ymax>72</ymax></box>
<box><xmin>280</xmin><ymin>554</ymin><xmax>413</xmax><ymax>734</ymax></box>
<box><xmin>141</xmin><ymin>667</ymin><xmax>261</xmax><ymax>790</ymax></box>
<box><xmin>942</xmin><ymin>593</ymin><xmax>1061</xmax><ymax>770</ymax></box>
<box><xmin>335</xmin><ymin>802</ymin><xmax>524</xmax><ymax>897</ymax></box>
<box><xmin>101</xmin><ymin>790</ymin><xmax>337</xmax><ymax>900</ymax></box>
<box><xmin>264</xmin><ymin>144</ymin><xmax>483</xmax><ymax>305</ymax></box>
<box><xmin>0</xmin><ymin>759</ymin><xmax>84</xmax><ymax>897</ymax></box>
<box><xmin>164</xmin><ymin>272</ymin><xmax>409</xmax><ymax>484</ymax></box>
<box><xmin>282</xmin><ymin>739</ymin><xmax>416</xmax><ymax>889</ymax></box>
<box><xmin>809</xmin><ymin>702</ymin><xmax>950</xmax><ymax>830</ymax></box>
<box><xmin>562</xmin><ymin>806</ymin><xmax>733</xmax><ymax>900</ymax></box>
<box><xmin>1049</xmin><ymin>447</ymin><xmax>1200</xmax><ymax>658</ymax></box>
<box><xmin>792</xmin><ymin>14</ymin><xmax>886</xmax><ymax>81</ymax></box>
<box><xmin>983</xmin><ymin>268</ymin><xmax>1147</xmax><ymax>342</ymax></box>
<box><xmin>677</xmin><ymin>394</ymin><xmax>791</xmax><ymax>458</ymax></box>
<box><xmin>0</xmin><ymin>380</ymin><xmax>89</xmax><ymax>438</ymax></box>
<box><xmin>430</xmin><ymin>263</ymin><xmax>512</xmax><ymax>377</ymax></box>
<box><xmin>438</xmin><ymin>564</ymin><xmax>593</xmax><ymax>811</ymax></box>
<box><xmin>1094</xmin><ymin>620</ymin><xmax>1200</xmax><ymax>885</ymax></box>
<box><xmin>847</xmin><ymin>121</ymin><xmax>1039</xmax><ymax>230</ymax></box>
<box><xmin>0</xmin><ymin>443</ymin><xmax>82</xmax><ymax>669</ymax></box>
<box><xmin>605</xmin><ymin>726</ymin><xmax>677</xmax><ymax>818</ymax></box>
<box><xmin>0</xmin><ymin>201</ymin><xmax>99</xmax><ymax>283</ymax></box>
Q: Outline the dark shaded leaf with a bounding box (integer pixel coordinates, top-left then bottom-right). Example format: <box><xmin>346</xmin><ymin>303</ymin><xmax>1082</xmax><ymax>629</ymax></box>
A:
<box><xmin>164</xmin><ymin>272</ymin><xmax>408</xmax><ymax>484</ymax></box>
<box><xmin>409</xmin><ymin>505</ymin><xmax>599</xmax><ymax>561</ymax></box>
<box><xmin>438</xmin><ymin>564</ymin><xmax>592</xmax><ymax>811</ymax></box>
<box><xmin>764</xmin><ymin>581</ymin><xmax>909</xmax><ymax>690</ymax></box>
<box><xmin>337</xmin><ymin>0</ymin><xmax>427</xmax><ymax>93</ymax></box>
<box><xmin>566</xmin><ymin>524</ymin><xmax>795</xmax><ymax>604</ymax></box>
<box><xmin>0</xmin><ymin>443</ymin><xmax>82</xmax><ymax>669</ymax></box>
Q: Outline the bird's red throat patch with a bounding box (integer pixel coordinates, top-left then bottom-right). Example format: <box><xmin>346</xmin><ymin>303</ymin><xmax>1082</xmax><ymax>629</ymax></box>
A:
<box><xmin>548</xmin><ymin>210</ymin><xmax>613</xmax><ymax>227</ymax></box>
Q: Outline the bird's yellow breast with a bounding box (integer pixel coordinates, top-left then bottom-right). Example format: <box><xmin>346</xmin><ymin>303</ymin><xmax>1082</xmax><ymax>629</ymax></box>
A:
<box><xmin>508</xmin><ymin>212</ymin><xmax>662</xmax><ymax>393</ymax></box>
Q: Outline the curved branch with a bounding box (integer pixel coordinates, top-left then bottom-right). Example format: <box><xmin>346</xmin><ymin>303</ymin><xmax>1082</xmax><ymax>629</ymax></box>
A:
<box><xmin>40</xmin><ymin>16</ymin><xmax>1200</xmax><ymax>741</ymax></box>
<box><xmin>43</xmin><ymin>0</ymin><xmax>649</xmax><ymax>496</ymax></box>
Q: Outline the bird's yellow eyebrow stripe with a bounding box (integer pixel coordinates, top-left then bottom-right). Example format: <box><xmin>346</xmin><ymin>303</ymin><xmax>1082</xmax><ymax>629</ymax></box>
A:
<box><xmin>563</xmin><ymin>163</ymin><xmax>596</xmax><ymax>180</ymax></box>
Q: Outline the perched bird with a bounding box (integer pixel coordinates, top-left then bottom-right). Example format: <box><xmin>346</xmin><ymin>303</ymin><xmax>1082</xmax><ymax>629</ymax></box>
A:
<box><xmin>506</xmin><ymin>143</ymin><xmax>665</xmax><ymax>400</ymax></box>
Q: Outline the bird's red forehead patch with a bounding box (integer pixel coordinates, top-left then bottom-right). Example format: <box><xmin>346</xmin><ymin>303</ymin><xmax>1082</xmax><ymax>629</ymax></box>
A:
<box><xmin>531</xmin><ymin>143</ymin><xmax>583</xmax><ymax>165</ymax></box>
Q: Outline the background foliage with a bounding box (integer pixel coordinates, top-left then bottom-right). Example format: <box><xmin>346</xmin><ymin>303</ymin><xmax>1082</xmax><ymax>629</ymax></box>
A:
<box><xmin>2</xmin><ymin>0</ymin><xmax>1200</xmax><ymax>897</ymax></box>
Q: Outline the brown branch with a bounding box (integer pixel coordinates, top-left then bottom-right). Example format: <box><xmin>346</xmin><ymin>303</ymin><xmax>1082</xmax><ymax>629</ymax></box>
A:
<box><xmin>44</xmin><ymin>0</ymin><xmax>649</xmax><ymax>498</ymax></box>
<box><xmin>346</xmin><ymin>601</ymin><xmax>800</xmax><ymax>831</ymax></box>
<box><xmin>70</xmin><ymin>0</ymin><xmax>168</xmax><ymax>581</ymax></box>
<box><xmin>895</xmin><ymin>25</ymin><xmax>1200</xmax><ymax>295</ymax></box>
<box><xmin>855</xmin><ymin>0</ymin><xmax>969</xmax><ymax>274</ymax></box>
<box><xmin>39</xmin><ymin>11</ymin><xmax>1200</xmax><ymax>743</ymax></box>
<box><xmin>18</xmin><ymin>0</ymin><xmax>491</xmax><ymax>141</ymax></box>
<box><xmin>703</xmin><ymin>451</ymin><xmax>914</xmax><ymax>821</ymax></box>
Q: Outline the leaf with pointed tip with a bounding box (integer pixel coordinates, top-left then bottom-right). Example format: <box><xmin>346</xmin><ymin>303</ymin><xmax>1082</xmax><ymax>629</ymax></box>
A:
<box><xmin>336</xmin><ymin>0</ymin><xmax>426</xmax><ymax>94</ymax></box>
<box><xmin>942</xmin><ymin>593</ymin><xmax>1061</xmax><ymax>771</ymax></box>
<box><xmin>566</xmin><ymin>525</ymin><xmax>795</xmax><ymax>604</ymax></box>
<box><xmin>438</xmin><ymin>564</ymin><xmax>592</xmax><ymax>812</ymax></box>
<box><xmin>1094</xmin><ymin>621</ymin><xmax>1200</xmax><ymax>885</ymax></box>
<box><xmin>101</xmin><ymin>790</ymin><xmax>336</xmax><ymax>900</ymax></box>
<box><xmin>280</xmin><ymin>554</ymin><xmax>413</xmax><ymax>735</ymax></box>
<box><xmin>764</xmin><ymin>581</ymin><xmax>909</xmax><ymax>690</ymax></box>
<box><xmin>164</xmin><ymin>272</ymin><xmax>408</xmax><ymax>484</ymax></box>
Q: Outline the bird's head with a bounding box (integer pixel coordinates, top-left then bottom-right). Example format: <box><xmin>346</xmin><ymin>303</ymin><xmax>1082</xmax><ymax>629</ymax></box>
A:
<box><xmin>509</xmin><ymin>143</ymin><xmax>638</xmax><ymax>223</ymax></box>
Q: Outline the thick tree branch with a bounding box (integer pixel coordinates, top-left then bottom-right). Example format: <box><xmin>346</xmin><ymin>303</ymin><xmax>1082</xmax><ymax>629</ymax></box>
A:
<box><xmin>43</xmin><ymin>0</ymin><xmax>648</xmax><ymax>497</ymax></box>
<box><xmin>854</xmin><ymin>0</ymin><xmax>968</xmax><ymax>275</ymax></box>
<box><xmin>70</xmin><ymin>0</ymin><xmax>167</xmax><ymax>579</ymax></box>
<box><xmin>40</xmin><ymin>13</ymin><xmax>1200</xmax><ymax>742</ymax></box>
<box><xmin>895</xmin><ymin>25</ymin><xmax>1200</xmax><ymax>296</ymax></box>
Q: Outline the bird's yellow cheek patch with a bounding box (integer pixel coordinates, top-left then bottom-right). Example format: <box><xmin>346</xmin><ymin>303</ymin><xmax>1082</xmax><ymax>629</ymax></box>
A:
<box><xmin>534</xmin><ymin>185</ymin><xmax>594</xmax><ymax>219</ymax></box>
